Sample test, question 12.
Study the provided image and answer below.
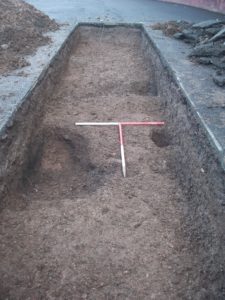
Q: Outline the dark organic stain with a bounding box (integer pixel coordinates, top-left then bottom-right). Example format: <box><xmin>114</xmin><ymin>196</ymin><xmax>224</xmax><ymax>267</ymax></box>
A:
<box><xmin>151</xmin><ymin>129</ymin><xmax>171</xmax><ymax>148</ymax></box>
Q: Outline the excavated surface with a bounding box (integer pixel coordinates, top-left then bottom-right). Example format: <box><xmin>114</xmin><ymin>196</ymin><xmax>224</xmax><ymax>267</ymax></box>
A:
<box><xmin>0</xmin><ymin>27</ymin><xmax>216</xmax><ymax>299</ymax></box>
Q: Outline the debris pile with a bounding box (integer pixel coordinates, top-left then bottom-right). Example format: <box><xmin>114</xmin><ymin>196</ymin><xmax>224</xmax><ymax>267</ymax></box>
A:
<box><xmin>0</xmin><ymin>0</ymin><xmax>59</xmax><ymax>74</ymax></box>
<box><xmin>152</xmin><ymin>19</ymin><xmax>225</xmax><ymax>87</ymax></box>
<box><xmin>152</xmin><ymin>21</ymin><xmax>190</xmax><ymax>37</ymax></box>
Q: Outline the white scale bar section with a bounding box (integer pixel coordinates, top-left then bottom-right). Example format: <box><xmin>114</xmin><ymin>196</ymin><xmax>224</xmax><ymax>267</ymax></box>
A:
<box><xmin>75</xmin><ymin>122</ymin><xmax>119</xmax><ymax>126</ymax></box>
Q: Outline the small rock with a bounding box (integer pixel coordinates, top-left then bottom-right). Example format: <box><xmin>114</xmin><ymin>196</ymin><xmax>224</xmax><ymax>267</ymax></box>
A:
<box><xmin>63</xmin><ymin>134</ymin><xmax>70</xmax><ymax>141</ymax></box>
<box><xmin>192</xmin><ymin>19</ymin><xmax>225</xmax><ymax>29</ymax></box>
<box><xmin>0</xmin><ymin>134</ymin><xmax>8</xmax><ymax>141</ymax></box>
<box><xmin>213</xmin><ymin>72</ymin><xmax>225</xmax><ymax>87</ymax></box>
<box><xmin>1</xmin><ymin>44</ymin><xmax>9</xmax><ymax>50</ymax></box>
<box><xmin>173</xmin><ymin>32</ymin><xmax>184</xmax><ymax>39</ymax></box>
<box><xmin>134</xmin><ymin>222</ymin><xmax>142</xmax><ymax>229</ymax></box>
<box><xmin>196</xmin><ymin>57</ymin><xmax>212</xmax><ymax>65</ymax></box>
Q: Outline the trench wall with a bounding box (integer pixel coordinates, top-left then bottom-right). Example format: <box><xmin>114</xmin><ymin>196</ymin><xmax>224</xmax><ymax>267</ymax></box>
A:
<box><xmin>140</xmin><ymin>27</ymin><xmax>225</xmax><ymax>291</ymax></box>
<box><xmin>0</xmin><ymin>26</ymin><xmax>81</xmax><ymax>206</ymax></box>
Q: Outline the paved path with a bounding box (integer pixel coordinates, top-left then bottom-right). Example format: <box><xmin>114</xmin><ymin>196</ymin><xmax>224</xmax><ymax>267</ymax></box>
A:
<box><xmin>26</xmin><ymin>0</ymin><xmax>224</xmax><ymax>23</ymax></box>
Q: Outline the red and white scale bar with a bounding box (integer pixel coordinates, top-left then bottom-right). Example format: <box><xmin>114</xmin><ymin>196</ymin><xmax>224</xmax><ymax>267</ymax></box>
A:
<box><xmin>75</xmin><ymin>122</ymin><xmax>165</xmax><ymax>177</ymax></box>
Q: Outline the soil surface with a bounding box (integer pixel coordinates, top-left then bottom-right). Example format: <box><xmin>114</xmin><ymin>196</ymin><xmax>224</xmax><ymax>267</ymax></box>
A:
<box><xmin>151</xmin><ymin>21</ymin><xmax>190</xmax><ymax>36</ymax></box>
<box><xmin>0</xmin><ymin>27</ymin><xmax>209</xmax><ymax>299</ymax></box>
<box><xmin>0</xmin><ymin>0</ymin><xmax>59</xmax><ymax>74</ymax></box>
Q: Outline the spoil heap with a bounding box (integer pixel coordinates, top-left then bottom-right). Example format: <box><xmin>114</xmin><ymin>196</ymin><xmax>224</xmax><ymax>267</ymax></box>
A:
<box><xmin>0</xmin><ymin>0</ymin><xmax>59</xmax><ymax>74</ymax></box>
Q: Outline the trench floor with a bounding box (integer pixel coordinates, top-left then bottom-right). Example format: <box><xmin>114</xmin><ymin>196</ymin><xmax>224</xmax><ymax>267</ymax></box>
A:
<box><xmin>0</xmin><ymin>27</ymin><xmax>199</xmax><ymax>299</ymax></box>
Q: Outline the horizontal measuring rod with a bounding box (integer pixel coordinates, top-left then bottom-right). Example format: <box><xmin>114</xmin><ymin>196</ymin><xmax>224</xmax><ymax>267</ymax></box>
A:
<box><xmin>75</xmin><ymin>122</ymin><xmax>165</xmax><ymax>126</ymax></box>
<box><xmin>75</xmin><ymin>121</ymin><xmax>165</xmax><ymax>177</ymax></box>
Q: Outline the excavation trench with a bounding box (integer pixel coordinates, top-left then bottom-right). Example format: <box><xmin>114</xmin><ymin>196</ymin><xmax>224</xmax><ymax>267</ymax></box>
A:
<box><xmin>1</xmin><ymin>26</ymin><xmax>225</xmax><ymax>299</ymax></box>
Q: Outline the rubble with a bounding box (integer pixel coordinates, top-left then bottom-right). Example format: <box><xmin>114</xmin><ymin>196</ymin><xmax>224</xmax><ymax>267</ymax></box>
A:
<box><xmin>192</xmin><ymin>19</ymin><xmax>225</xmax><ymax>29</ymax></box>
<box><xmin>152</xmin><ymin>19</ymin><xmax>225</xmax><ymax>88</ymax></box>
<box><xmin>209</xmin><ymin>27</ymin><xmax>225</xmax><ymax>42</ymax></box>
<box><xmin>189</xmin><ymin>43</ymin><xmax>225</xmax><ymax>57</ymax></box>
<box><xmin>151</xmin><ymin>21</ymin><xmax>190</xmax><ymax>36</ymax></box>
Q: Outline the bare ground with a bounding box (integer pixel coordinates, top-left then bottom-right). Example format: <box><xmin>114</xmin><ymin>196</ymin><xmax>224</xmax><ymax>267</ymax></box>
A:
<box><xmin>0</xmin><ymin>0</ymin><xmax>59</xmax><ymax>74</ymax></box>
<box><xmin>0</xmin><ymin>27</ymin><xmax>206</xmax><ymax>299</ymax></box>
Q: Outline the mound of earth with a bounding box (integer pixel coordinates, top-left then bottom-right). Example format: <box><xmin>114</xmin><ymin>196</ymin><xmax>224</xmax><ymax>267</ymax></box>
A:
<box><xmin>0</xmin><ymin>0</ymin><xmax>59</xmax><ymax>74</ymax></box>
<box><xmin>151</xmin><ymin>21</ymin><xmax>190</xmax><ymax>37</ymax></box>
<box><xmin>152</xmin><ymin>19</ymin><xmax>225</xmax><ymax>87</ymax></box>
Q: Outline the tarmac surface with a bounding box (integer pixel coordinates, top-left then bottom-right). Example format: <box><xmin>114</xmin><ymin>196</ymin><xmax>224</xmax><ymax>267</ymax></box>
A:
<box><xmin>26</xmin><ymin>0</ymin><xmax>224</xmax><ymax>23</ymax></box>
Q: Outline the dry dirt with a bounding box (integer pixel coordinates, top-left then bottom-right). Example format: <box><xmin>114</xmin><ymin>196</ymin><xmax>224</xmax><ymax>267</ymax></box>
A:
<box><xmin>0</xmin><ymin>0</ymin><xmax>59</xmax><ymax>74</ymax></box>
<box><xmin>151</xmin><ymin>21</ymin><xmax>190</xmax><ymax>37</ymax></box>
<box><xmin>0</xmin><ymin>27</ymin><xmax>209</xmax><ymax>299</ymax></box>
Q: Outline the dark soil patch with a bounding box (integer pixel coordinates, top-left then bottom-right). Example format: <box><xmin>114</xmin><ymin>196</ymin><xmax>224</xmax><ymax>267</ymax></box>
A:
<box><xmin>0</xmin><ymin>27</ymin><xmax>219</xmax><ymax>299</ymax></box>
<box><xmin>151</xmin><ymin>128</ymin><xmax>171</xmax><ymax>148</ymax></box>
<box><xmin>0</xmin><ymin>0</ymin><xmax>59</xmax><ymax>74</ymax></box>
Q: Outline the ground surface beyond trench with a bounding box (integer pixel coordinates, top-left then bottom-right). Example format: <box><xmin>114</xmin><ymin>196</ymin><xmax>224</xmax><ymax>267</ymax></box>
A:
<box><xmin>0</xmin><ymin>27</ymin><xmax>203</xmax><ymax>299</ymax></box>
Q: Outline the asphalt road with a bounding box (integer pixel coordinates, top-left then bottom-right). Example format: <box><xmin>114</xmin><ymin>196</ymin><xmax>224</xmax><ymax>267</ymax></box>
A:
<box><xmin>26</xmin><ymin>0</ymin><xmax>224</xmax><ymax>24</ymax></box>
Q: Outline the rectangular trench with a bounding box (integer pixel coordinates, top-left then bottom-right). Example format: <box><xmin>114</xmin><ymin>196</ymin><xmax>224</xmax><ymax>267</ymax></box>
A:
<box><xmin>0</xmin><ymin>25</ymin><xmax>225</xmax><ymax>299</ymax></box>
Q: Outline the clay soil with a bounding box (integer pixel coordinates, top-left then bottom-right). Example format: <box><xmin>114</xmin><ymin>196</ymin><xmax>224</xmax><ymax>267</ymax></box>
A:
<box><xmin>0</xmin><ymin>0</ymin><xmax>59</xmax><ymax>74</ymax></box>
<box><xmin>0</xmin><ymin>27</ymin><xmax>209</xmax><ymax>299</ymax></box>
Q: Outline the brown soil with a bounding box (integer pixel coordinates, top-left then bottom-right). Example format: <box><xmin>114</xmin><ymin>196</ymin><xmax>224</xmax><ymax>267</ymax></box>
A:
<box><xmin>0</xmin><ymin>0</ymin><xmax>59</xmax><ymax>74</ymax></box>
<box><xmin>151</xmin><ymin>21</ymin><xmax>190</xmax><ymax>36</ymax></box>
<box><xmin>0</xmin><ymin>27</ymin><xmax>203</xmax><ymax>299</ymax></box>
